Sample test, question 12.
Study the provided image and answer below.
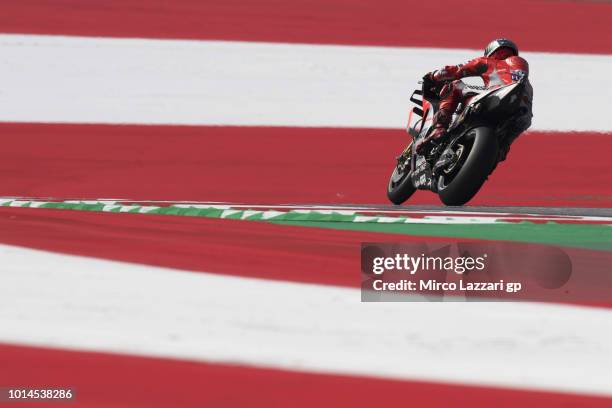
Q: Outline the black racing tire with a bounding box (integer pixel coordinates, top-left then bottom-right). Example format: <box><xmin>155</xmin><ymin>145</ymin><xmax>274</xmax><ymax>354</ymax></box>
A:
<box><xmin>437</xmin><ymin>127</ymin><xmax>499</xmax><ymax>206</ymax></box>
<box><xmin>387</xmin><ymin>160</ymin><xmax>417</xmax><ymax>205</ymax></box>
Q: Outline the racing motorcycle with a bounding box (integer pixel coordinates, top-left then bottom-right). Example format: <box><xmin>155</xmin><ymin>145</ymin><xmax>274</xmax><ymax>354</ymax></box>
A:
<box><xmin>387</xmin><ymin>76</ymin><xmax>532</xmax><ymax>206</ymax></box>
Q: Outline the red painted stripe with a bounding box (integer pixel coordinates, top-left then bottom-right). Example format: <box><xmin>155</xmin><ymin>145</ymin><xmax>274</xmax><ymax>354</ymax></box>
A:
<box><xmin>0</xmin><ymin>123</ymin><xmax>609</xmax><ymax>207</ymax></box>
<box><xmin>1</xmin><ymin>343</ymin><xmax>610</xmax><ymax>408</ymax></box>
<box><xmin>0</xmin><ymin>206</ymin><xmax>453</xmax><ymax>287</ymax></box>
<box><xmin>0</xmin><ymin>1</ymin><xmax>611</xmax><ymax>54</ymax></box>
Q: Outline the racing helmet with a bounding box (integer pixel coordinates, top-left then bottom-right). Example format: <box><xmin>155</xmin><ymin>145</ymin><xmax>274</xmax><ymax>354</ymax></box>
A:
<box><xmin>484</xmin><ymin>38</ymin><xmax>519</xmax><ymax>57</ymax></box>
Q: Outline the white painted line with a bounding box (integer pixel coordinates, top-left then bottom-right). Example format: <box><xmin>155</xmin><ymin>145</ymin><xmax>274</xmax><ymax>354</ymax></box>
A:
<box><xmin>0</xmin><ymin>196</ymin><xmax>592</xmax><ymax>217</ymax></box>
<box><xmin>1</xmin><ymin>244</ymin><xmax>612</xmax><ymax>396</ymax></box>
<box><xmin>1</xmin><ymin>35</ymin><xmax>611</xmax><ymax>131</ymax></box>
<box><xmin>1</xmin><ymin>197</ymin><xmax>610</xmax><ymax>223</ymax></box>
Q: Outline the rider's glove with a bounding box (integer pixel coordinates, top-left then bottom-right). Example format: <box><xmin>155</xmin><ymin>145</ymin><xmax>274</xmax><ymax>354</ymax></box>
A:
<box><xmin>423</xmin><ymin>70</ymin><xmax>442</xmax><ymax>83</ymax></box>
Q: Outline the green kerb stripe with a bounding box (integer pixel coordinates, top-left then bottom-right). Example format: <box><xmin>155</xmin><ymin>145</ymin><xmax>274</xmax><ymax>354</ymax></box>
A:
<box><xmin>1</xmin><ymin>200</ymin><xmax>609</xmax><ymax>251</ymax></box>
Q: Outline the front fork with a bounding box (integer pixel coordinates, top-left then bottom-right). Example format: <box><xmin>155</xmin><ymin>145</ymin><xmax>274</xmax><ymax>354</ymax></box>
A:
<box><xmin>398</xmin><ymin>140</ymin><xmax>413</xmax><ymax>159</ymax></box>
<box><xmin>396</xmin><ymin>140</ymin><xmax>417</xmax><ymax>176</ymax></box>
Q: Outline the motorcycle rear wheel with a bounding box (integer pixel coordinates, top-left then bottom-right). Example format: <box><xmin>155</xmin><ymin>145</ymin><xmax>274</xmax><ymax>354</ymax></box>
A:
<box><xmin>437</xmin><ymin>127</ymin><xmax>499</xmax><ymax>206</ymax></box>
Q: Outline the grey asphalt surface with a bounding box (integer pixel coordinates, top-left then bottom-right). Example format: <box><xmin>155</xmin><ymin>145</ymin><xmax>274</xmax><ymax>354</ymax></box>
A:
<box><xmin>315</xmin><ymin>205</ymin><xmax>612</xmax><ymax>218</ymax></box>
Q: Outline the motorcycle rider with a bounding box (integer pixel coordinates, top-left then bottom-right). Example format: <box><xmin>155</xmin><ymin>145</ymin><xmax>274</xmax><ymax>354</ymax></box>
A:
<box><xmin>416</xmin><ymin>38</ymin><xmax>533</xmax><ymax>155</ymax></box>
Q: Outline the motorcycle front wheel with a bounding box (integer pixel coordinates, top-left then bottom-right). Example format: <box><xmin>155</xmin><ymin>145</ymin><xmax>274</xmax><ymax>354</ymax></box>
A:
<box><xmin>387</xmin><ymin>157</ymin><xmax>417</xmax><ymax>205</ymax></box>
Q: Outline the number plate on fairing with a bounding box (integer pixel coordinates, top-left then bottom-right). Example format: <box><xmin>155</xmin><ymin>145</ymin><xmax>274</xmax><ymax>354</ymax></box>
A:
<box><xmin>416</xmin><ymin>156</ymin><xmax>426</xmax><ymax>169</ymax></box>
<box><xmin>412</xmin><ymin>156</ymin><xmax>433</xmax><ymax>189</ymax></box>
